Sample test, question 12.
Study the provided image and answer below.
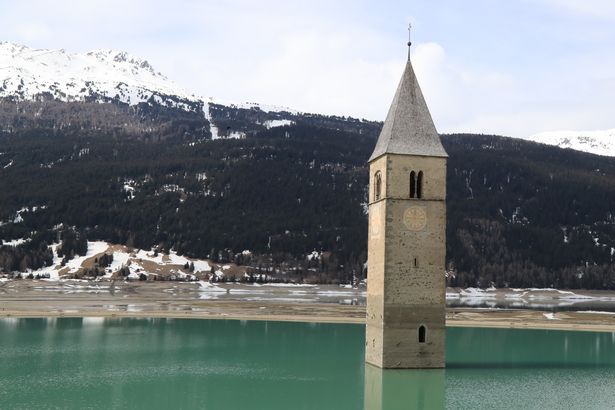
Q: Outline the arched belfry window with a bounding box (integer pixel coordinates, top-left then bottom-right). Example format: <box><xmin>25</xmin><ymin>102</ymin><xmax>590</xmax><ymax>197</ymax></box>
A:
<box><xmin>418</xmin><ymin>325</ymin><xmax>426</xmax><ymax>343</ymax></box>
<box><xmin>417</xmin><ymin>171</ymin><xmax>424</xmax><ymax>199</ymax></box>
<box><xmin>409</xmin><ymin>171</ymin><xmax>416</xmax><ymax>198</ymax></box>
<box><xmin>374</xmin><ymin>171</ymin><xmax>382</xmax><ymax>201</ymax></box>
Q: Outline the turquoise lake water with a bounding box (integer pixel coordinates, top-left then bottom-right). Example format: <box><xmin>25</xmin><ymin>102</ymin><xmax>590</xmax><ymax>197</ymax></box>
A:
<box><xmin>1</xmin><ymin>318</ymin><xmax>615</xmax><ymax>409</ymax></box>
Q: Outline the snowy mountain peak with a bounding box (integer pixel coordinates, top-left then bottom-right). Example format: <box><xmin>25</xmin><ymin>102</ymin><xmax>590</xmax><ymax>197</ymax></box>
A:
<box><xmin>526</xmin><ymin>129</ymin><xmax>615</xmax><ymax>157</ymax></box>
<box><xmin>0</xmin><ymin>41</ymin><xmax>308</xmax><ymax>119</ymax></box>
<box><xmin>0</xmin><ymin>41</ymin><xmax>197</xmax><ymax>107</ymax></box>
<box><xmin>85</xmin><ymin>48</ymin><xmax>163</xmax><ymax>78</ymax></box>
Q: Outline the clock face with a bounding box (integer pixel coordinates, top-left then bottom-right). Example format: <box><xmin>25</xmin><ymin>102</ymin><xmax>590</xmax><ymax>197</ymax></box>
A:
<box><xmin>403</xmin><ymin>206</ymin><xmax>427</xmax><ymax>231</ymax></box>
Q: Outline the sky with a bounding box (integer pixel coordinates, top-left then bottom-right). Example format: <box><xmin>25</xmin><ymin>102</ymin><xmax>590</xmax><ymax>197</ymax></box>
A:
<box><xmin>1</xmin><ymin>0</ymin><xmax>615</xmax><ymax>138</ymax></box>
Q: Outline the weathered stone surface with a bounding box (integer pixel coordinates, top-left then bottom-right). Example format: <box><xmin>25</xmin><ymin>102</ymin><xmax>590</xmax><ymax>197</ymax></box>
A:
<box><xmin>366</xmin><ymin>52</ymin><xmax>447</xmax><ymax>369</ymax></box>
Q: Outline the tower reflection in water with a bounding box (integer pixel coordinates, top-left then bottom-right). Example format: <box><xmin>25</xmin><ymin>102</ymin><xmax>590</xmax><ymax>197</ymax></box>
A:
<box><xmin>364</xmin><ymin>364</ymin><xmax>445</xmax><ymax>410</ymax></box>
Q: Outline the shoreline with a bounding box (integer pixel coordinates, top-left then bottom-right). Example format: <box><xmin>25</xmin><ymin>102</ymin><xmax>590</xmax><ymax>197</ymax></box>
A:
<box><xmin>1</xmin><ymin>306</ymin><xmax>615</xmax><ymax>332</ymax></box>
<box><xmin>2</xmin><ymin>280</ymin><xmax>615</xmax><ymax>332</ymax></box>
<box><xmin>446</xmin><ymin>309</ymin><xmax>615</xmax><ymax>333</ymax></box>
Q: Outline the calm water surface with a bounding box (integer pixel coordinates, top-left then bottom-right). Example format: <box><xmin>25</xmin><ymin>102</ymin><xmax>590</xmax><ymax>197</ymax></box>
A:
<box><xmin>1</xmin><ymin>318</ymin><xmax>615</xmax><ymax>409</ymax></box>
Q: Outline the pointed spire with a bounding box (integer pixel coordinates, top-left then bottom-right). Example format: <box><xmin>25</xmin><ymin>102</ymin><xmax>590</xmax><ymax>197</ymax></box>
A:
<box><xmin>369</xmin><ymin>36</ymin><xmax>447</xmax><ymax>162</ymax></box>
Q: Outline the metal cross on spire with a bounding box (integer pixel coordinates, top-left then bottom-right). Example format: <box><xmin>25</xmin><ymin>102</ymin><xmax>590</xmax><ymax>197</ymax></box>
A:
<box><xmin>407</xmin><ymin>23</ymin><xmax>412</xmax><ymax>48</ymax></box>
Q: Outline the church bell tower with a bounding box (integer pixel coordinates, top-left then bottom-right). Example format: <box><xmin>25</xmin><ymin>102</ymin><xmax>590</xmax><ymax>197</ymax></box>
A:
<box><xmin>365</xmin><ymin>36</ymin><xmax>447</xmax><ymax>369</ymax></box>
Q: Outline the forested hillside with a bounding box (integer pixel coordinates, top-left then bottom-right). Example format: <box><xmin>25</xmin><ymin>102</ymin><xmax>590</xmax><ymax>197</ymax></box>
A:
<box><xmin>445</xmin><ymin>134</ymin><xmax>615</xmax><ymax>289</ymax></box>
<box><xmin>1</xmin><ymin>118</ymin><xmax>614</xmax><ymax>289</ymax></box>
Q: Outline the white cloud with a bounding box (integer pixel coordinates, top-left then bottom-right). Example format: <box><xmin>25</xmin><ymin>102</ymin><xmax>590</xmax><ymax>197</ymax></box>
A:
<box><xmin>543</xmin><ymin>0</ymin><xmax>615</xmax><ymax>21</ymax></box>
<box><xmin>233</xmin><ymin>30</ymin><xmax>403</xmax><ymax>119</ymax></box>
<box><xmin>409</xmin><ymin>39</ymin><xmax>615</xmax><ymax>138</ymax></box>
<box><xmin>411</xmin><ymin>42</ymin><xmax>518</xmax><ymax>135</ymax></box>
<box><xmin>0</xmin><ymin>0</ymin><xmax>614</xmax><ymax>137</ymax></box>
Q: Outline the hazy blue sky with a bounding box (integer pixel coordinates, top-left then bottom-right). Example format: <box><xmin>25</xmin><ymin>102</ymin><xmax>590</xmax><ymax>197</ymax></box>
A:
<box><xmin>2</xmin><ymin>0</ymin><xmax>614</xmax><ymax>137</ymax></box>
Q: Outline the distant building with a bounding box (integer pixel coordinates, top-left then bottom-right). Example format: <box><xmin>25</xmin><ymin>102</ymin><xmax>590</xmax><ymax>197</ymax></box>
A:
<box><xmin>365</xmin><ymin>39</ymin><xmax>447</xmax><ymax>369</ymax></box>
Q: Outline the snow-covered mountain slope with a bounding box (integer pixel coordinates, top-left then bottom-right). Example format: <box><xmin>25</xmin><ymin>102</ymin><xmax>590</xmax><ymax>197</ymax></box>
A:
<box><xmin>0</xmin><ymin>41</ymin><xmax>201</xmax><ymax>109</ymax></box>
<box><xmin>525</xmin><ymin>129</ymin><xmax>615</xmax><ymax>157</ymax></box>
<box><xmin>0</xmin><ymin>41</ymin><xmax>380</xmax><ymax>140</ymax></box>
<box><xmin>0</xmin><ymin>41</ymin><xmax>301</xmax><ymax>116</ymax></box>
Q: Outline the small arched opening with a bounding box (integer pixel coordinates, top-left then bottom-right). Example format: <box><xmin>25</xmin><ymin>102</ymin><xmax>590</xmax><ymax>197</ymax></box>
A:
<box><xmin>417</xmin><ymin>171</ymin><xmax>424</xmax><ymax>199</ymax></box>
<box><xmin>409</xmin><ymin>171</ymin><xmax>416</xmax><ymax>198</ymax></box>
<box><xmin>418</xmin><ymin>325</ymin><xmax>426</xmax><ymax>343</ymax></box>
<box><xmin>374</xmin><ymin>171</ymin><xmax>382</xmax><ymax>201</ymax></box>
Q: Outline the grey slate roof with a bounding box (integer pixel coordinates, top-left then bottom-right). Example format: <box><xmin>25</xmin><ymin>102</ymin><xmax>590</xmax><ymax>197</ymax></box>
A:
<box><xmin>368</xmin><ymin>54</ymin><xmax>448</xmax><ymax>161</ymax></box>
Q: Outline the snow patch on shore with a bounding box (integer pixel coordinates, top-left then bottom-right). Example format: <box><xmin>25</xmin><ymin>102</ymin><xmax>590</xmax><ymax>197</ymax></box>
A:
<box><xmin>576</xmin><ymin>311</ymin><xmax>615</xmax><ymax>315</ymax></box>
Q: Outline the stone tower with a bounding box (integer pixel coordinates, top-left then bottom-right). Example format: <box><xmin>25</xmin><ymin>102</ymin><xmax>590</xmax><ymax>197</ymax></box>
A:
<box><xmin>365</xmin><ymin>42</ymin><xmax>447</xmax><ymax>369</ymax></box>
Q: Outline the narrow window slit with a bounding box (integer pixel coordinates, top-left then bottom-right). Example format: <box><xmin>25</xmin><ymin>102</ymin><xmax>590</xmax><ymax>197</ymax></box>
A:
<box><xmin>418</xmin><ymin>325</ymin><xmax>426</xmax><ymax>343</ymax></box>
<box><xmin>409</xmin><ymin>171</ymin><xmax>416</xmax><ymax>198</ymax></box>
<box><xmin>374</xmin><ymin>171</ymin><xmax>382</xmax><ymax>201</ymax></box>
<box><xmin>417</xmin><ymin>171</ymin><xmax>423</xmax><ymax>199</ymax></box>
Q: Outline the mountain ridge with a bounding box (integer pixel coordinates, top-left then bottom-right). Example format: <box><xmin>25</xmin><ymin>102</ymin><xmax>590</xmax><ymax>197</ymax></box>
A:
<box><xmin>526</xmin><ymin>128</ymin><xmax>615</xmax><ymax>157</ymax></box>
<box><xmin>2</xmin><ymin>40</ymin><xmax>613</xmax><ymax>157</ymax></box>
<box><xmin>0</xmin><ymin>41</ymin><xmax>197</xmax><ymax>108</ymax></box>
<box><xmin>0</xmin><ymin>41</ymin><xmax>310</xmax><ymax>116</ymax></box>
<box><xmin>0</xmin><ymin>41</ymin><xmax>381</xmax><ymax>141</ymax></box>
